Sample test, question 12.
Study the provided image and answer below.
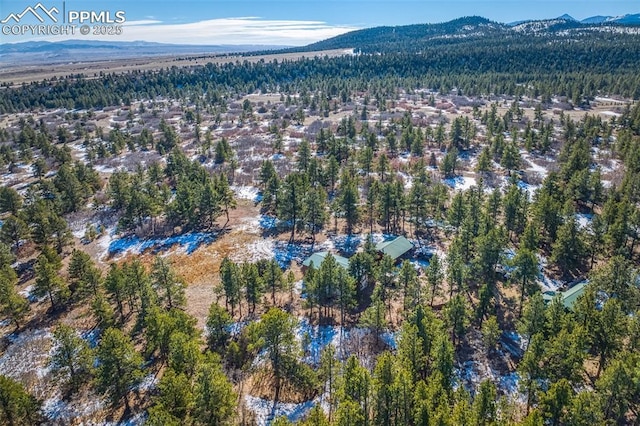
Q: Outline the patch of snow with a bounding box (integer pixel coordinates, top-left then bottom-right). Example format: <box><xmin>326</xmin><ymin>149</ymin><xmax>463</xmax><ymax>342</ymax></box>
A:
<box><xmin>244</xmin><ymin>395</ymin><xmax>316</xmax><ymax>426</ymax></box>
<box><xmin>93</xmin><ymin>164</ymin><xmax>117</xmax><ymax>174</ymax></box>
<box><xmin>232</xmin><ymin>185</ymin><xmax>262</xmax><ymax>202</ymax></box>
<box><xmin>107</xmin><ymin>232</ymin><xmax>217</xmax><ymax>257</ymax></box>
<box><xmin>42</xmin><ymin>393</ymin><xmax>105</xmax><ymax>423</ymax></box>
<box><xmin>227</xmin><ymin>321</ymin><xmax>248</xmax><ymax>337</ymax></box>
<box><xmin>443</xmin><ymin>175</ymin><xmax>476</xmax><ymax>191</ymax></box>
<box><xmin>537</xmin><ymin>255</ymin><xmax>564</xmax><ymax>292</ymax></box>
<box><xmin>397</xmin><ymin>172</ymin><xmax>413</xmax><ymax>189</ymax></box>
<box><xmin>329</xmin><ymin>234</ymin><xmax>361</xmax><ymax>256</ymax></box>
<box><xmin>81</xmin><ymin>329</ymin><xmax>101</xmax><ymax>349</ymax></box>
<box><xmin>18</xmin><ymin>285</ymin><xmax>44</xmax><ymax>303</ymax></box>
<box><xmin>259</xmin><ymin>215</ymin><xmax>279</xmax><ymax>230</ymax></box>
<box><xmin>135</xmin><ymin>373</ymin><xmax>158</xmax><ymax>392</ymax></box>
<box><xmin>576</xmin><ymin>213</ymin><xmax>594</xmax><ymax>230</ymax></box>
<box><xmin>297</xmin><ymin>318</ymin><xmax>339</xmax><ymax>365</ymax></box>
<box><xmin>0</xmin><ymin>328</ymin><xmax>53</xmax><ymax>397</ymax></box>
<box><xmin>600</xmin><ymin>111</ymin><xmax>621</xmax><ymax>117</ymax></box>
<box><xmin>500</xmin><ymin>331</ymin><xmax>527</xmax><ymax>358</ymax></box>
<box><xmin>380</xmin><ymin>331</ymin><xmax>398</xmax><ymax>350</ymax></box>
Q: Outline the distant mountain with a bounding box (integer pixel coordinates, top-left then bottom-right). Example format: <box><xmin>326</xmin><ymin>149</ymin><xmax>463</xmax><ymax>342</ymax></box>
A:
<box><xmin>581</xmin><ymin>15</ymin><xmax>609</xmax><ymax>24</ymax></box>
<box><xmin>579</xmin><ymin>13</ymin><xmax>640</xmax><ymax>25</ymax></box>
<box><xmin>0</xmin><ymin>40</ymin><xmax>289</xmax><ymax>67</ymax></box>
<box><xmin>286</xmin><ymin>14</ymin><xmax>640</xmax><ymax>54</ymax></box>
<box><xmin>557</xmin><ymin>14</ymin><xmax>577</xmax><ymax>21</ymax></box>
<box><xmin>609</xmin><ymin>13</ymin><xmax>640</xmax><ymax>24</ymax></box>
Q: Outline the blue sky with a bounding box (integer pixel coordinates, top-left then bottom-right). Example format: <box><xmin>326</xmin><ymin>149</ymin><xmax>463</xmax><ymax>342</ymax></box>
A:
<box><xmin>1</xmin><ymin>0</ymin><xmax>638</xmax><ymax>45</ymax></box>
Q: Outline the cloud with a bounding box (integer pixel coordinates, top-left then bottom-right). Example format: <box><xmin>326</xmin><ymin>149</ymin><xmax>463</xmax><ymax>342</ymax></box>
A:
<box><xmin>117</xmin><ymin>17</ymin><xmax>358</xmax><ymax>45</ymax></box>
<box><xmin>7</xmin><ymin>17</ymin><xmax>358</xmax><ymax>46</ymax></box>
<box><xmin>123</xmin><ymin>19</ymin><xmax>163</xmax><ymax>26</ymax></box>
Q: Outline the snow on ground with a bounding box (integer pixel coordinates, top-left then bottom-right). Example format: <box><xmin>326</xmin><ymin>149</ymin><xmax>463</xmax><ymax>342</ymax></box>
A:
<box><xmin>259</xmin><ymin>215</ymin><xmax>279</xmax><ymax>230</ymax></box>
<box><xmin>235</xmin><ymin>239</ymin><xmax>276</xmax><ymax>263</ymax></box>
<box><xmin>103</xmin><ymin>412</ymin><xmax>147</xmax><ymax>426</ymax></box>
<box><xmin>81</xmin><ymin>329</ymin><xmax>102</xmax><ymax>349</ymax></box>
<box><xmin>107</xmin><ymin>232</ymin><xmax>218</xmax><ymax>257</ymax></box>
<box><xmin>232</xmin><ymin>185</ymin><xmax>262</xmax><ymax>202</ymax></box>
<box><xmin>329</xmin><ymin>234</ymin><xmax>361</xmax><ymax>256</ymax></box>
<box><xmin>18</xmin><ymin>284</ymin><xmax>45</xmax><ymax>303</ymax></box>
<box><xmin>537</xmin><ymin>255</ymin><xmax>564</xmax><ymax>292</ymax></box>
<box><xmin>576</xmin><ymin>213</ymin><xmax>594</xmax><ymax>230</ymax></box>
<box><xmin>227</xmin><ymin>321</ymin><xmax>248</xmax><ymax>337</ymax></box>
<box><xmin>0</xmin><ymin>328</ymin><xmax>53</xmax><ymax>398</ymax></box>
<box><xmin>297</xmin><ymin>318</ymin><xmax>339</xmax><ymax>365</ymax></box>
<box><xmin>500</xmin><ymin>331</ymin><xmax>527</xmax><ymax>358</ymax></box>
<box><xmin>397</xmin><ymin>171</ymin><xmax>413</xmax><ymax>190</ymax></box>
<box><xmin>380</xmin><ymin>331</ymin><xmax>398</xmax><ymax>350</ymax></box>
<box><xmin>93</xmin><ymin>164</ymin><xmax>117</xmax><ymax>174</ymax></box>
<box><xmin>600</xmin><ymin>111</ymin><xmax>621</xmax><ymax>117</ymax></box>
<box><xmin>456</xmin><ymin>360</ymin><xmax>521</xmax><ymax>398</ymax></box>
<box><xmin>443</xmin><ymin>175</ymin><xmax>476</xmax><ymax>191</ymax></box>
<box><xmin>517</xmin><ymin>180</ymin><xmax>540</xmax><ymax>199</ymax></box>
<box><xmin>522</xmin><ymin>156</ymin><xmax>550</xmax><ymax>179</ymax></box>
<box><xmin>135</xmin><ymin>373</ymin><xmax>159</xmax><ymax>392</ymax></box>
<box><xmin>235</xmin><ymin>216</ymin><xmax>262</xmax><ymax>235</ymax></box>
<box><xmin>42</xmin><ymin>393</ymin><xmax>106</xmax><ymax>424</ymax></box>
<box><xmin>245</xmin><ymin>395</ymin><xmax>316</xmax><ymax>426</ymax></box>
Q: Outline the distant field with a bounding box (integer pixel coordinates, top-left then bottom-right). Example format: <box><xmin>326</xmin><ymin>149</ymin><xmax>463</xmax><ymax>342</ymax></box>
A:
<box><xmin>0</xmin><ymin>48</ymin><xmax>349</xmax><ymax>86</ymax></box>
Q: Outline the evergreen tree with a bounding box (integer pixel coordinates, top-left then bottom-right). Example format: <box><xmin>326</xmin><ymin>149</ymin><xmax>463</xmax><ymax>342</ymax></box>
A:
<box><xmin>33</xmin><ymin>246</ymin><xmax>69</xmax><ymax>310</ymax></box>
<box><xmin>0</xmin><ymin>265</ymin><xmax>29</xmax><ymax>329</ymax></box>
<box><xmin>192</xmin><ymin>355</ymin><xmax>237</xmax><ymax>426</ymax></box>
<box><xmin>0</xmin><ymin>375</ymin><xmax>41</xmax><ymax>426</ymax></box>
<box><xmin>95</xmin><ymin>328</ymin><xmax>144</xmax><ymax>410</ymax></box>
<box><xmin>248</xmin><ymin>308</ymin><xmax>299</xmax><ymax>402</ymax></box>
<box><xmin>151</xmin><ymin>257</ymin><xmax>186</xmax><ymax>310</ymax></box>
<box><xmin>49</xmin><ymin>324</ymin><xmax>94</xmax><ymax>393</ymax></box>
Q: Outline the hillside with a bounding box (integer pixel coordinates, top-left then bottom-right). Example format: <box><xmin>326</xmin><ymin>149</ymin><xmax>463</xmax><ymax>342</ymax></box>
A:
<box><xmin>288</xmin><ymin>15</ymin><xmax>640</xmax><ymax>54</ymax></box>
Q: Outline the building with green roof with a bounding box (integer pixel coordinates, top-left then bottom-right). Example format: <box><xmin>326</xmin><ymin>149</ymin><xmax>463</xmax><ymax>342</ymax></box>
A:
<box><xmin>542</xmin><ymin>280</ymin><xmax>588</xmax><ymax>310</ymax></box>
<box><xmin>376</xmin><ymin>236</ymin><xmax>414</xmax><ymax>261</ymax></box>
<box><xmin>302</xmin><ymin>251</ymin><xmax>350</xmax><ymax>270</ymax></box>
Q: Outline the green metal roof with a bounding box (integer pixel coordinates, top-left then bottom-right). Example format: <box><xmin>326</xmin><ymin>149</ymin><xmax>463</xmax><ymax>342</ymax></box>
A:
<box><xmin>376</xmin><ymin>236</ymin><xmax>413</xmax><ymax>260</ymax></box>
<box><xmin>541</xmin><ymin>281</ymin><xmax>588</xmax><ymax>310</ymax></box>
<box><xmin>561</xmin><ymin>281</ymin><xmax>588</xmax><ymax>310</ymax></box>
<box><xmin>302</xmin><ymin>251</ymin><xmax>350</xmax><ymax>270</ymax></box>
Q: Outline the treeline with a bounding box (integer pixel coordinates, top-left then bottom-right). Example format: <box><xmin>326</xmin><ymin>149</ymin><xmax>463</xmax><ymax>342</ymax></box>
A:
<box><xmin>2</xmin><ymin>35</ymin><xmax>640</xmax><ymax>113</ymax></box>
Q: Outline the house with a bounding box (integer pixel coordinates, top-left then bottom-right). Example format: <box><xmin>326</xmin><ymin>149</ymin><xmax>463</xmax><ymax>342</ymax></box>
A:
<box><xmin>542</xmin><ymin>280</ymin><xmax>588</xmax><ymax>310</ymax></box>
<box><xmin>302</xmin><ymin>251</ymin><xmax>350</xmax><ymax>271</ymax></box>
<box><xmin>376</xmin><ymin>236</ymin><xmax>413</xmax><ymax>262</ymax></box>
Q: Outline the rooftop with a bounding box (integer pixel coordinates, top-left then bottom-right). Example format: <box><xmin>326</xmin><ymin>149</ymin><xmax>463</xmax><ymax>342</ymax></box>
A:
<box><xmin>302</xmin><ymin>251</ymin><xmax>350</xmax><ymax>270</ymax></box>
<box><xmin>376</xmin><ymin>236</ymin><xmax>413</xmax><ymax>260</ymax></box>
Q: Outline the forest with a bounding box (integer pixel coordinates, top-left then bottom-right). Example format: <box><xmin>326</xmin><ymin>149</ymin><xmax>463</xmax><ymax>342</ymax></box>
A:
<box><xmin>0</xmin><ymin>17</ymin><xmax>640</xmax><ymax>425</ymax></box>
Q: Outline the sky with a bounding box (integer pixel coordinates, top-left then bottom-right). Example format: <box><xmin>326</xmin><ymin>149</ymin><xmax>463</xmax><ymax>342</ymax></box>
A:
<box><xmin>0</xmin><ymin>0</ymin><xmax>638</xmax><ymax>45</ymax></box>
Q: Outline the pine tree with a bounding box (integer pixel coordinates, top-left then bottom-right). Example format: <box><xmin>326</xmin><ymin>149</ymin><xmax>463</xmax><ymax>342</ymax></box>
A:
<box><xmin>151</xmin><ymin>369</ymin><xmax>193</xmax><ymax>423</ymax></box>
<box><xmin>550</xmin><ymin>214</ymin><xmax>586</xmax><ymax>278</ymax></box>
<box><xmin>206</xmin><ymin>303</ymin><xmax>232</xmax><ymax>352</ymax></box>
<box><xmin>0</xmin><ymin>265</ymin><xmax>29</xmax><ymax>329</ymax></box>
<box><xmin>338</xmin><ymin>171</ymin><xmax>360</xmax><ymax>235</ymax></box>
<box><xmin>303</xmin><ymin>186</ymin><xmax>327</xmax><ymax>243</ymax></box>
<box><xmin>193</xmin><ymin>355</ymin><xmax>236</xmax><ymax>425</ymax></box>
<box><xmin>95</xmin><ymin>328</ymin><xmax>144</xmax><ymax>410</ymax></box>
<box><xmin>49</xmin><ymin>324</ymin><xmax>94</xmax><ymax>393</ymax></box>
<box><xmin>248</xmin><ymin>308</ymin><xmax>298</xmax><ymax>403</ymax></box>
<box><xmin>445</xmin><ymin>293</ymin><xmax>468</xmax><ymax>345</ymax></box>
<box><xmin>0</xmin><ymin>375</ymin><xmax>41</xmax><ymax>426</ymax></box>
<box><xmin>511</xmin><ymin>248</ymin><xmax>539</xmax><ymax>317</ymax></box>
<box><xmin>151</xmin><ymin>257</ymin><xmax>186</xmax><ymax>310</ymax></box>
<box><xmin>33</xmin><ymin>246</ymin><xmax>69</xmax><ymax>310</ymax></box>
<box><xmin>219</xmin><ymin>257</ymin><xmax>241</xmax><ymax>317</ymax></box>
